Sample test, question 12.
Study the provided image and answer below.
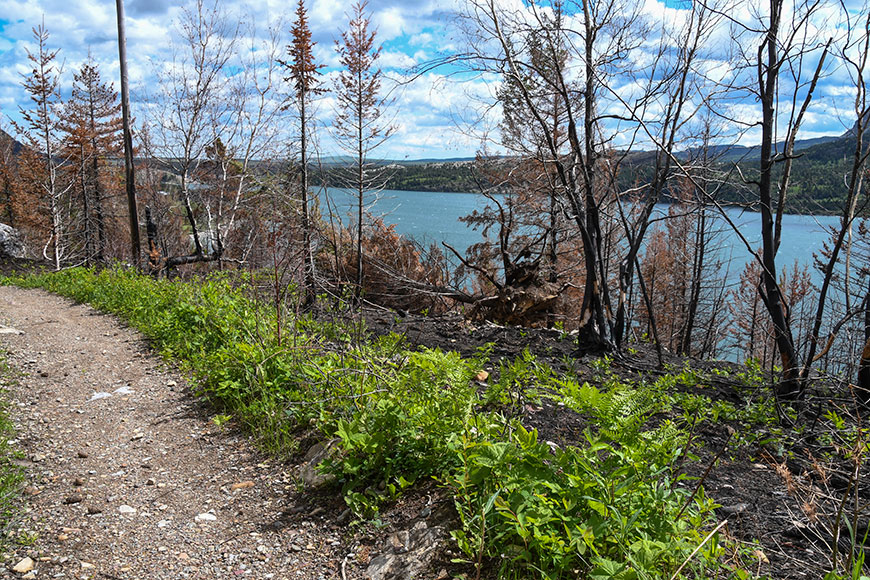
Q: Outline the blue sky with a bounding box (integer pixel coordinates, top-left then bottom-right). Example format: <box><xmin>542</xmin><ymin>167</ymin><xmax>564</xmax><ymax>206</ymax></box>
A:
<box><xmin>0</xmin><ymin>0</ymin><xmax>865</xmax><ymax>160</ymax></box>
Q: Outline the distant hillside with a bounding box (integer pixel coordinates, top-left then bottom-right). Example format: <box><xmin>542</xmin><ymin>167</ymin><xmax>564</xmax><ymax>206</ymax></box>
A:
<box><xmin>383</xmin><ymin>159</ymin><xmax>481</xmax><ymax>192</ymax></box>
<box><xmin>684</xmin><ymin>135</ymin><xmax>842</xmax><ymax>164</ymax></box>
<box><xmin>0</xmin><ymin>129</ymin><xmax>24</xmax><ymax>158</ymax></box>
<box><xmin>312</xmin><ymin>158</ymin><xmax>484</xmax><ymax>193</ymax></box>
<box><xmin>366</xmin><ymin>132</ymin><xmax>865</xmax><ymax>215</ymax></box>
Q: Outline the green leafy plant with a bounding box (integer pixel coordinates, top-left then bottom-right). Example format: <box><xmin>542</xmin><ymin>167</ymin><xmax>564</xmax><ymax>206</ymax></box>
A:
<box><xmin>0</xmin><ymin>359</ymin><xmax>25</xmax><ymax>548</ymax></box>
<box><xmin>4</xmin><ymin>267</ymin><xmax>751</xmax><ymax>579</ymax></box>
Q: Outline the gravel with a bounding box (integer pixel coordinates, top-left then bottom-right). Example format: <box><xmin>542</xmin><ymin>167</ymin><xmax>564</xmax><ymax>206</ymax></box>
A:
<box><xmin>0</xmin><ymin>286</ymin><xmax>365</xmax><ymax>579</ymax></box>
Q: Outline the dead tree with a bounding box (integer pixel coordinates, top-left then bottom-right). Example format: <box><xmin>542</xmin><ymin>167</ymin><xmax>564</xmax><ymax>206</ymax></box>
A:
<box><xmin>459</xmin><ymin>0</ymin><xmax>648</xmax><ymax>352</ymax></box>
<box><xmin>333</xmin><ymin>0</ymin><xmax>394</xmax><ymax>305</ymax></box>
<box><xmin>148</xmin><ymin>0</ymin><xmax>237</xmax><ymax>270</ymax></box>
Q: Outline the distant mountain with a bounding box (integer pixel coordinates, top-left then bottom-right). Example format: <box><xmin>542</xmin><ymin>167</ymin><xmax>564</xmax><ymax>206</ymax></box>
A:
<box><xmin>678</xmin><ymin>134</ymin><xmax>842</xmax><ymax>163</ymax></box>
<box><xmin>842</xmin><ymin>109</ymin><xmax>870</xmax><ymax>137</ymax></box>
<box><xmin>372</xmin><ymin>130</ymin><xmax>864</xmax><ymax>214</ymax></box>
<box><xmin>0</xmin><ymin>129</ymin><xmax>24</xmax><ymax>157</ymax></box>
<box><xmin>315</xmin><ymin>155</ymin><xmax>477</xmax><ymax>167</ymax></box>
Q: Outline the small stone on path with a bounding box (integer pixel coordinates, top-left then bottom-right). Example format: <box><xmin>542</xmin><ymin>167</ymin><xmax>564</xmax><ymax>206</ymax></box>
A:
<box><xmin>118</xmin><ymin>504</ymin><xmax>136</xmax><ymax>515</ymax></box>
<box><xmin>12</xmin><ymin>557</ymin><xmax>34</xmax><ymax>573</ymax></box>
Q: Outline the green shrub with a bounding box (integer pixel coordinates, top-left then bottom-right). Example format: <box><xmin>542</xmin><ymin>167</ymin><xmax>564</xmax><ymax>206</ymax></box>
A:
<box><xmin>5</xmin><ymin>267</ymin><xmax>746</xmax><ymax>579</ymax></box>
<box><xmin>0</xmin><ymin>359</ymin><xmax>25</xmax><ymax>546</ymax></box>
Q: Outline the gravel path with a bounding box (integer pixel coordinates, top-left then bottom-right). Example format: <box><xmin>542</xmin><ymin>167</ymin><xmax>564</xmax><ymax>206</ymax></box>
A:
<box><xmin>0</xmin><ymin>286</ymin><xmax>356</xmax><ymax>579</ymax></box>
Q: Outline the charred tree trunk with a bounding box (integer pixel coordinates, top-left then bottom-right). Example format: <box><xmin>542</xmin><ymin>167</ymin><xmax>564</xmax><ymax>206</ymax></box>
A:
<box><xmin>115</xmin><ymin>0</ymin><xmax>141</xmax><ymax>266</ymax></box>
<box><xmin>144</xmin><ymin>206</ymin><xmax>161</xmax><ymax>276</ymax></box>
<box><xmin>757</xmin><ymin>0</ymin><xmax>801</xmax><ymax>400</ymax></box>
<box><xmin>90</xmin><ymin>140</ymin><xmax>106</xmax><ymax>263</ymax></box>
<box><xmin>858</xmin><ymin>279</ymin><xmax>870</xmax><ymax>406</ymax></box>
<box><xmin>680</xmin><ymin>202</ymin><xmax>706</xmax><ymax>356</ymax></box>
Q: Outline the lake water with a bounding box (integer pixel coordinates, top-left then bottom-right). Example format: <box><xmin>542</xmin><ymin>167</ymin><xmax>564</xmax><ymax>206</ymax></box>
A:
<box><xmin>321</xmin><ymin>187</ymin><xmax>845</xmax><ymax>284</ymax></box>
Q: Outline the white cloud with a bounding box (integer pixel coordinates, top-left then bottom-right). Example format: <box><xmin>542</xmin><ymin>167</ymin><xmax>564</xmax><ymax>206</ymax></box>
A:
<box><xmin>0</xmin><ymin>0</ymin><xmax>865</xmax><ymax>161</ymax></box>
<box><xmin>375</xmin><ymin>7</ymin><xmax>406</xmax><ymax>41</ymax></box>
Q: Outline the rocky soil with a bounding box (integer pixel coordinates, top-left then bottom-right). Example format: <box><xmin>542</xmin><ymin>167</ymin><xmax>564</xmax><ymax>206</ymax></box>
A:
<box><xmin>0</xmin><ymin>286</ymin><xmax>454</xmax><ymax>580</ymax></box>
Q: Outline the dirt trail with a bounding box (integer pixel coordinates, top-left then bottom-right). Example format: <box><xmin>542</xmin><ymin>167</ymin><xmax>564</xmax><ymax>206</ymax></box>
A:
<box><xmin>0</xmin><ymin>286</ymin><xmax>354</xmax><ymax>579</ymax></box>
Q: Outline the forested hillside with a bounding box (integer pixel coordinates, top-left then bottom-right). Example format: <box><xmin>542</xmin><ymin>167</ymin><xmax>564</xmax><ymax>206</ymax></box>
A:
<box><xmin>353</xmin><ymin>132</ymin><xmax>865</xmax><ymax>215</ymax></box>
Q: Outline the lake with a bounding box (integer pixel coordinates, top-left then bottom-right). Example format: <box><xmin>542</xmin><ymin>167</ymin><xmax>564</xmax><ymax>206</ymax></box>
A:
<box><xmin>321</xmin><ymin>187</ymin><xmax>846</xmax><ymax>284</ymax></box>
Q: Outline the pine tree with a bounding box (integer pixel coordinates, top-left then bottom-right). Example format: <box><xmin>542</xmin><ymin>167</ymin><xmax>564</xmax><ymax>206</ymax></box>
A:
<box><xmin>334</xmin><ymin>0</ymin><xmax>393</xmax><ymax>303</ymax></box>
<box><xmin>284</xmin><ymin>0</ymin><xmax>323</xmax><ymax>304</ymax></box>
<box><xmin>0</xmin><ymin>127</ymin><xmax>20</xmax><ymax>228</ymax></box>
<box><xmin>17</xmin><ymin>23</ymin><xmax>69</xmax><ymax>269</ymax></box>
<box><xmin>61</xmin><ymin>56</ymin><xmax>123</xmax><ymax>264</ymax></box>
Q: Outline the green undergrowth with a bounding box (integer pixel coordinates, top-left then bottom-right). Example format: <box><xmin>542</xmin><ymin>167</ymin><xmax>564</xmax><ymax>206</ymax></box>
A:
<box><xmin>0</xmin><ymin>357</ymin><xmax>25</xmax><ymax>549</ymax></box>
<box><xmin>5</xmin><ymin>266</ymin><xmax>762</xmax><ymax>579</ymax></box>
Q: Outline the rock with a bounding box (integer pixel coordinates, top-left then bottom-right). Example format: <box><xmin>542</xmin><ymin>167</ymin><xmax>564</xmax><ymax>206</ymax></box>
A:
<box><xmin>336</xmin><ymin>508</ymin><xmax>351</xmax><ymax>525</ymax></box>
<box><xmin>12</xmin><ymin>557</ymin><xmax>35</xmax><ymax>573</ymax></box>
<box><xmin>77</xmin><ymin>451</ymin><xmax>89</xmax><ymax>459</ymax></box>
<box><xmin>145</xmin><ymin>478</ymin><xmax>156</xmax><ymax>486</ymax></box>
<box><xmin>388</xmin><ymin>530</ymin><xmax>410</xmax><ymax>553</ymax></box>
<box><xmin>118</xmin><ymin>504</ymin><xmax>136</xmax><ymax>515</ymax></box>
<box><xmin>22</xmin><ymin>486</ymin><xmax>40</xmax><ymax>496</ymax></box>
<box><xmin>87</xmin><ymin>506</ymin><xmax>102</xmax><ymax>515</ymax></box>
<box><xmin>73</xmin><ymin>477</ymin><xmax>85</xmax><ymax>487</ymax></box>
<box><xmin>475</xmin><ymin>370</ymin><xmax>489</xmax><ymax>382</ymax></box>
<box><xmin>81</xmin><ymin>562</ymin><xmax>95</xmax><ymax>569</ymax></box>
<box><xmin>366</xmin><ymin>522</ymin><xmax>446</xmax><ymax>580</ymax></box>
<box><xmin>720</xmin><ymin>503</ymin><xmax>749</xmax><ymax>515</ymax></box>
<box><xmin>0</xmin><ymin>223</ymin><xmax>25</xmax><ymax>259</ymax></box>
<box><xmin>22</xmin><ymin>572</ymin><xmax>35</xmax><ymax>580</ymax></box>
<box><xmin>297</xmin><ymin>439</ymin><xmax>339</xmax><ymax>489</ymax></box>
<box><xmin>230</xmin><ymin>480</ymin><xmax>255</xmax><ymax>491</ymax></box>
<box><xmin>195</xmin><ymin>512</ymin><xmax>217</xmax><ymax>522</ymax></box>
<box><xmin>64</xmin><ymin>494</ymin><xmax>83</xmax><ymax>505</ymax></box>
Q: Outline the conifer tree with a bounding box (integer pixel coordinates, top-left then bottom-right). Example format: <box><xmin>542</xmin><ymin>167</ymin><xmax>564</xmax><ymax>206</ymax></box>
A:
<box><xmin>17</xmin><ymin>23</ymin><xmax>69</xmax><ymax>270</ymax></box>
<box><xmin>0</xmin><ymin>125</ymin><xmax>19</xmax><ymax>228</ymax></box>
<box><xmin>334</xmin><ymin>0</ymin><xmax>393</xmax><ymax>303</ymax></box>
<box><xmin>284</xmin><ymin>0</ymin><xmax>322</xmax><ymax>304</ymax></box>
<box><xmin>61</xmin><ymin>56</ymin><xmax>123</xmax><ymax>264</ymax></box>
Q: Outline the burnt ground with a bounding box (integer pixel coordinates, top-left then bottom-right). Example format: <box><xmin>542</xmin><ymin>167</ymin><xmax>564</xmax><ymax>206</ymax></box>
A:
<box><xmin>0</xmin><ymin>258</ymin><xmax>50</xmax><ymax>278</ymax></box>
<box><xmin>363</xmin><ymin>309</ymin><xmax>870</xmax><ymax>579</ymax></box>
